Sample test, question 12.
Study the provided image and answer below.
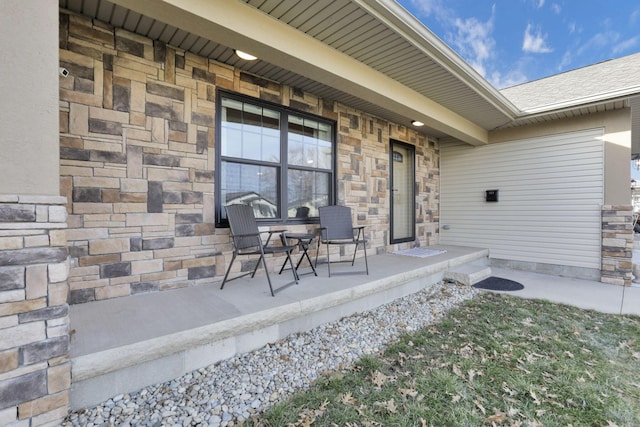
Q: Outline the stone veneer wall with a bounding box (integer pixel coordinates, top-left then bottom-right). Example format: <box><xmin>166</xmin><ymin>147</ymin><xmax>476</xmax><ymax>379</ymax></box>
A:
<box><xmin>0</xmin><ymin>196</ymin><xmax>70</xmax><ymax>426</ymax></box>
<box><xmin>601</xmin><ymin>205</ymin><xmax>633</xmax><ymax>286</ymax></box>
<box><xmin>59</xmin><ymin>9</ymin><xmax>440</xmax><ymax>303</ymax></box>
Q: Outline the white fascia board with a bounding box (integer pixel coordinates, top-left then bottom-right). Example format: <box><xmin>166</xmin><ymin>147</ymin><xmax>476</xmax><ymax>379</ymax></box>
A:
<box><xmin>110</xmin><ymin>0</ymin><xmax>489</xmax><ymax>145</ymax></box>
<box><xmin>357</xmin><ymin>0</ymin><xmax>520</xmax><ymax>119</ymax></box>
<box><xmin>516</xmin><ymin>86</ymin><xmax>640</xmax><ymax>115</ymax></box>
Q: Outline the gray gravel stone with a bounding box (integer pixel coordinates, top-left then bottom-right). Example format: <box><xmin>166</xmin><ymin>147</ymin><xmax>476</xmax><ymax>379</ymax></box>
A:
<box><xmin>60</xmin><ymin>282</ymin><xmax>476</xmax><ymax>426</ymax></box>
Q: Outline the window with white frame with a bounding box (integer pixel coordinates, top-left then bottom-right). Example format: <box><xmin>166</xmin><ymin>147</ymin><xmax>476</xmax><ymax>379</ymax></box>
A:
<box><xmin>216</xmin><ymin>92</ymin><xmax>335</xmax><ymax>225</ymax></box>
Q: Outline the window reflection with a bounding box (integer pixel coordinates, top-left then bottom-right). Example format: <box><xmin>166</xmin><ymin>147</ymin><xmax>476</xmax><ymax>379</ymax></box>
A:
<box><xmin>288</xmin><ymin>115</ymin><xmax>332</xmax><ymax>169</ymax></box>
<box><xmin>288</xmin><ymin>170</ymin><xmax>330</xmax><ymax>218</ymax></box>
<box><xmin>221</xmin><ymin>98</ymin><xmax>280</xmax><ymax>163</ymax></box>
<box><xmin>221</xmin><ymin>162</ymin><xmax>278</xmax><ymax>219</ymax></box>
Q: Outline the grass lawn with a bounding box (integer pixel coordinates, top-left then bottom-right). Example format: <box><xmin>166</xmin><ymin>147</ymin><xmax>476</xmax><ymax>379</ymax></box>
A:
<box><xmin>248</xmin><ymin>292</ymin><xmax>640</xmax><ymax>427</ymax></box>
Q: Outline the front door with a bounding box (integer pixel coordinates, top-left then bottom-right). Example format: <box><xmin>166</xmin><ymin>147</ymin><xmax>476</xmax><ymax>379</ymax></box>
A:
<box><xmin>390</xmin><ymin>140</ymin><xmax>415</xmax><ymax>243</ymax></box>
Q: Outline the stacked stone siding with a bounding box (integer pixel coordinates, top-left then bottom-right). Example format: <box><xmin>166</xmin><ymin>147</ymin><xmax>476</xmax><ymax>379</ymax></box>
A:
<box><xmin>59</xmin><ymin>9</ymin><xmax>440</xmax><ymax>303</ymax></box>
<box><xmin>0</xmin><ymin>196</ymin><xmax>70</xmax><ymax>426</ymax></box>
<box><xmin>601</xmin><ymin>205</ymin><xmax>633</xmax><ymax>286</ymax></box>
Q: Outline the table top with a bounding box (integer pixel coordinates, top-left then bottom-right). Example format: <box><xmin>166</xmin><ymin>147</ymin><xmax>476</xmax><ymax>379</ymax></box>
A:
<box><xmin>282</xmin><ymin>232</ymin><xmax>316</xmax><ymax>240</ymax></box>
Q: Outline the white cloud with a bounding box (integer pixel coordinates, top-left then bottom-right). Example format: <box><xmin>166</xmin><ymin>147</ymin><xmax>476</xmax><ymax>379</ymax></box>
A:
<box><xmin>558</xmin><ymin>31</ymin><xmax>629</xmax><ymax>73</ymax></box>
<box><xmin>408</xmin><ymin>0</ymin><xmax>498</xmax><ymax>80</ymax></box>
<box><xmin>576</xmin><ymin>31</ymin><xmax>620</xmax><ymax>57</ymax></box>
<box><xmin>568</xmin><ymin>22</ymin><xmax>577</xmax><ymax>34</ymax></box>
<box><xmin>407</xmin><ymin>0</ymin><xmax>451</xmax><ymax>21</ymax></box>
<box><xmin>613</xmin><ymin>36</ymin><xmax>640</xmax><ymax>55</ymax></box>
<box><xmin>536</xmin><ymin>0</ymin><xmax>545</xmax><ymax>9</ymax></box>
<box><xmin>449</xmin><ymin>12</ymin><xmax>496</xmax><ymax>77</ymax></box>
<box><xmin>551</xmin><ymin>3</ymin><xmax>561</xmax><ymax>14</ymax></box>
<box><xmin>558</xmin><ymin>50</ymin><xmax>572</xmax><ymax>70</ymax></box>
<box><xmin>489</xmin><ymin>68</ymin><xmax>528</xmax><ymax>89</ymax></box>
<box><xmin>522</xmin><ymin>23</ymin><xmax>553</xmax><ymax>53</ymax></box>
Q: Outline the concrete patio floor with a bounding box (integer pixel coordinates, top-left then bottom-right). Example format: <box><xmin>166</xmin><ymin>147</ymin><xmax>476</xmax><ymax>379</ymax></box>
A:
<box><xmin>69</xmin><ymin>244</ymin><xmax>488</xmax><ymax>409</ymax></box>
<box><xmin>67</xmin><ymin>244</ymin><xmax>639</xmax><ymax>409</ymax></box>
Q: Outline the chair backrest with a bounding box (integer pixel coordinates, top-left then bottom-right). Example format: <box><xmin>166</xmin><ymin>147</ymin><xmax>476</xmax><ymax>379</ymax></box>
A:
<box><xmin>318</xmin><ymin>205</ymin><xmax>354</xmax><ymax>240</ymax></box>
<box><xmin>295</xmin><ymin>206</ymin><xmax>310</xmax><ymax>218</ymax></box>
<box><xmin>225</xmin><ymin>204</ymin><xmax>261</xmax><ymax>250</ymax></box>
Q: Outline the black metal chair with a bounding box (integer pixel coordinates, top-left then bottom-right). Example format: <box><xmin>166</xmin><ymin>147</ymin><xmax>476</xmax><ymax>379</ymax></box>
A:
<box><xmin>315</xmin><ymin>205</ymin><xmax>369</xmax><ymax>277</ymax></box>
<box><xmin>220</xmin><ymin>204</ymin><xmax>298</xmax><ymax>296</ymax></box>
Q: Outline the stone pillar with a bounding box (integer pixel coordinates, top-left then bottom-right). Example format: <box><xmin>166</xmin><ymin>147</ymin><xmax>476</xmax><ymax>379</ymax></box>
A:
<box><xmin>601</xmin><ymin>205</ymin><xmax>633</xmax><ymax>286</ymax></box>
<box><xmin>0</xmin><ymin>196</ymin><xmax>70</xmax><ymax>426</ymax></box>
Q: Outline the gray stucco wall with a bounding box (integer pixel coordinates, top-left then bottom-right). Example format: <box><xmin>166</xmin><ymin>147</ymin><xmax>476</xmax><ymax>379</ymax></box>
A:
<box><xmin>0</xmin><ymin>0</ymin><xmax>60</xmax><ymax>195</ymax></box>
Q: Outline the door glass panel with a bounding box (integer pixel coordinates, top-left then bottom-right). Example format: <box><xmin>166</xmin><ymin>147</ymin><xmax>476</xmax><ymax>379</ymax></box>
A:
<box><xmin>391</xmin><ymin>143</ymin><xmax>415</xmax><ymax>242</ymax></box>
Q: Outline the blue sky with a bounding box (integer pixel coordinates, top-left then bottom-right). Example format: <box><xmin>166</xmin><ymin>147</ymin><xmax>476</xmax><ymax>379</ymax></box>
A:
<box><xmin>397</xmin><ymin>0</ymin><xmax>640</xmax><ymax>89</ymax></box>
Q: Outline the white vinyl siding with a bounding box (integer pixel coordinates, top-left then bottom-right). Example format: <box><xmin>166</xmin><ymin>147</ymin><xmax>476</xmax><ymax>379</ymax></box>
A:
<box><xmin>440</xmin><ymin>128</ymin><xmax>604</xmax><ymax>269</ymax></box>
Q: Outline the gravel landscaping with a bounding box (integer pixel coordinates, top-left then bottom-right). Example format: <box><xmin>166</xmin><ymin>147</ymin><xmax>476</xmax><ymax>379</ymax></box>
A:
<box><xmin>61</xmin><ymin>281</ymin><xmax>477</xmax><ymax>426</ymax></box>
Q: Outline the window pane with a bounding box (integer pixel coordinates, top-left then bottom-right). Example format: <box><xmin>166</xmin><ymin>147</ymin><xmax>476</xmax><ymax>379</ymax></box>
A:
<box><xmin>221</xmin><ymin>162</ymin><xmax>279</xmax><ymax>219</ymax></box>
<box><xmin>221</xmin><ymin>98</ymin><xmax>280</xmax><ymax>162</ymax></box>
<box><xmin>287</xmin><ymin>170</ymin><xmax>330</xmax><ymax>218</ymax></box>
<box><xmin>262</xmin><ymin>129</ymin><xmax>281</xmax><ymax>162</ymax></box>
<box><xmin>262</xmin><ymin>108</ymin><xmax>280</xmax><ymax>129</ymax></box>
<box><xmin>288</xmin><ymin>116</ymin><xmax>333</xmax><ymax>169</ymax></box>
<box><xmin>217</xmin><ymin>94</ymin><xmax>335</xmax><ymax>225</ymax></box>
<box><xmin>316</xmin><ymin>139</ymin><xmax>333</xmax><ymax>170</ymax></box>
<box><xmin>221</xmin><ymin>126</ymin><xmax>242</xmax><ymax>158</ymax></box>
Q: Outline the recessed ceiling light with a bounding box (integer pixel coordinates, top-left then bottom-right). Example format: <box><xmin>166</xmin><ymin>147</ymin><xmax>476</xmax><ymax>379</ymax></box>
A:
<box><xmin>412</xmin><ymin>120</ymin><xmax>424</xmax><ymax>127</ymax></box>
<box><xmin>235</xmin><ymin>50</ymin><xmax>257</xmax><ymax>61</ymax></box>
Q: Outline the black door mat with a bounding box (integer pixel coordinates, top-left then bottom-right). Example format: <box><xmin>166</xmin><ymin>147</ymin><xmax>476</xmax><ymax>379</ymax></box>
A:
<box><xmin>473</xmin><ymin>276</ymin><xmax>524</xmax><ymax>291</ymax></box>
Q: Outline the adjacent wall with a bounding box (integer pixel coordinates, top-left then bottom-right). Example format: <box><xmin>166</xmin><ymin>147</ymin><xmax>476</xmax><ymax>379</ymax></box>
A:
<box><xmin>440</xmin><ymin>109</ymin><xmax>632</xmax><ymax>284</ymax></box>
<box><xmin>58</xmin><ymin>9</ymin><xmax>441</xmax><ymax>304</ymax></box>
<box><xmin>489</xmin><ymin>109</ymin><xmax>631</xmax><ymax>206</ymax></box>
<box><xmin>441</xmin><ymin>128</ymin><xmax>604</xmax><ymax>278</ymax></box>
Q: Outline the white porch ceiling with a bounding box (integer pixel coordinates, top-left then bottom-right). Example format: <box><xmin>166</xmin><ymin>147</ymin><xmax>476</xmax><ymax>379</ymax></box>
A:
<box><xmin>59</xmin><ymin>0</ymin><xmax>520</xmax><ymax>143</ymax></box>
<box><xmin>60</xmin><ymin>0</ymin><xmax>637</xmax><ymax>146</ymax></box>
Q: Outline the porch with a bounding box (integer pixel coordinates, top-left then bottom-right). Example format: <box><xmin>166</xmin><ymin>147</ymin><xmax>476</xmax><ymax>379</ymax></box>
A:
<box><xmin>68</xmin><ymin>245</ymin><xmax>489</xmax><ymax>410</ymax></box>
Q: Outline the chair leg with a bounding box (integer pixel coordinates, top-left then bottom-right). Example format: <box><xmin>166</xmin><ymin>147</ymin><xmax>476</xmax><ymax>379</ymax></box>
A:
<box><xmin>351</xmin><ymin>228</ymin><xmax>362</xmax><ymax>266</ymax></box>
<box><xmin>363</xmin><ymin>239</ymin><xmax>369</xmax><ymax>275</ymax></box>
<box><xmin>278</xmin><ymin>235</ymin><xmax>288</xmax><ymax>275</ymax></box>
<box><xmin>299</xmin><ymin>244</ymin><xmax>317</xmax><ymax>276</ymax></box>
<box><xmin>295</xmin><ymin>252</ymin><xmax>304</xmax><ymax>270</ymax></box>
<box><xmin>259</xmin><ymin>252</ymin><xmax>276</xmax><ymax>297</ymax></box>
<box><xmin>326</xmin><ymin>241</ymin><xmax>331</xmax><ymax>277</ymax></box>
<box><xmin>220</xmin><ymin>253</ymin><xmax>237</xmax><ymax>290</ymax></box>
<box><xmin>250</xmin><ymin>254</ymin><xmax>264</xmax><ymax>278</ymax></box>
<box><xmin>351</xmin><ymin>241</ymin><xmax>359</xmax><ymax>266</ymax></box>
<box><xmin>278</xmin><ymin>256</ymin><xmax>288</xmax><ymax>275</ymax></box>
<box><xmin>286</xmin><ymin>250</ymin><xmax>299</xmax><ymax>283</ymax></box>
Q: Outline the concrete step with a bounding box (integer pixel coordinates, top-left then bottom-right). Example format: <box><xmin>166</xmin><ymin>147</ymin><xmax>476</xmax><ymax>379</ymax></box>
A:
<box><xmin>444</xmin><ymin>263</ymin><xmax>492</xmax><ymax>286</ymax></box>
